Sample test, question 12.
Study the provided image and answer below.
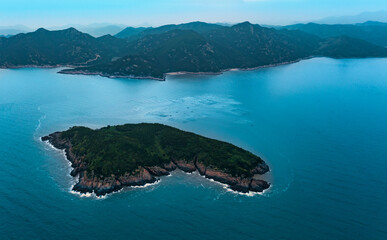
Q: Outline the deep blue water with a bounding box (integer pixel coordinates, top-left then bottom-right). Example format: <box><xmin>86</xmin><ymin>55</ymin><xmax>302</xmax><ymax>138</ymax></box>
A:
<box><xmin>0</xmin><ymin>58</ymin><xmax>386</xmax><ymax>239</ymax></box>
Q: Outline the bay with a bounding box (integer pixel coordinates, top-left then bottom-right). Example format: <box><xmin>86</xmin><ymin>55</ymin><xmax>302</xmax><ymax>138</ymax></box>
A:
<box><xmin>0</xmin><ymin>58</ymin><xmax>386</xmax><ymax>239</ymax></box>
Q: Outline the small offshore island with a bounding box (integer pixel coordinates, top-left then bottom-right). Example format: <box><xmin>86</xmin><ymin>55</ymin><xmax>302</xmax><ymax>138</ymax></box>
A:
<box><xmin>42</xmin><ymin>123</ymin><xmax>270</xmax><ymax>196</ymax></box>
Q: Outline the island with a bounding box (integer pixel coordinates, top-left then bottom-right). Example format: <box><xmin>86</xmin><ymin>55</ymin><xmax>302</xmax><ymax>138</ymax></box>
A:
<box><xmin>41</xmin><ymin>123</ymin><xmax>270</xmax><ymax>196</ymax></box>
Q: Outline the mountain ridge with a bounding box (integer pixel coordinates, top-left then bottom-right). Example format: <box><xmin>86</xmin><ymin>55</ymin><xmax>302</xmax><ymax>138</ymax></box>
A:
<box><xmin>1</xmin><ymin>21</ymin><xmax>387</xmax><ymax>80</ymax></box>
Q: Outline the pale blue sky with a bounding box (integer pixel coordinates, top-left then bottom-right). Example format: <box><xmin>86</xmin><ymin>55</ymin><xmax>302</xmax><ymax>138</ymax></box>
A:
<box><xmin>1</xmin><ymin>0</ymin><xmax>386</xmax><ymax>27</ymax></box>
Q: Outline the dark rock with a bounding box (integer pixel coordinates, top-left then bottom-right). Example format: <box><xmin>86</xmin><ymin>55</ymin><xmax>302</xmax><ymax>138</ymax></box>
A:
<box><xmin>230</xmin><ymin>178</ymin><xmax>251</xmax><ymax>193</ymax></box>
<box><xmin>163</xmin><ymin>161</ymin><xmax>177</xmax><ymax>171</ymax></box>
<box><xmin>72</xmin><ymin>171</ymin><xmax>94</xmax><ymax>194</ymax></box>
<box><xmin>119</xmin><ymin>167</ymin><xmax>156</xmax><ymax>186</ymax></box>
<box><xmin>251</xmin><ymin>162</ymin><xmax>270</xmax><ymax>175</ymax></box>
<box><xmin>195</xmin><ymin>161</ymin><xmax>206</xmax><ymax>175</ymax></box>
<box><xmin>145</xmin><ymin>166</ymin><xmax>170</xmax><ymax>176</ymax></box>
<box><xmin>94</xmin><ymin>177</ymin><xmax>122</xmax><ymax>196</ymax></box>
<box><xmin>41</xmin><ymin>136</ymin><xmax>50</xmax><ymax>141</ymax></box>
<box><xmin>249</xmin><ymin>179</ymin><xmax>270</xmax><ymax>192</ymax></box>
<box><xmin>72</xmin><ymin>171</ymin><xmax>123</xmax><ymax>196</ymax></box>
<box><xmin>174</xmin><ymin>160</ymin><xmax>196</xmax><ymax>173</ymax></box>
<box><xmin>205</xmin><ymin>169</ymin><xmax>238</xmax><ymax>185</ymax></box>
<box><xmin>45</xmin><ymin>132</ymin><xmax>87</xmax><ymax>177</ymax></box>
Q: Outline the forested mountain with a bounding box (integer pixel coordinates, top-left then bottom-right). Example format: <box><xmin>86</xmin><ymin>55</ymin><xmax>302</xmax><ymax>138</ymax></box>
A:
<box><xmin>114</xmin><ymin>21</ymin><xmax>223</xmax><ymax>40</ymax></box>
<box><xmin>0</xmin><ymin>28</ymin><xmax>131</xmax><ymax>66</ymax></box>
<box><xmin>1</xmin><ymin>21</ymin><xmax>387</xmax><ymax>80</ymax></box>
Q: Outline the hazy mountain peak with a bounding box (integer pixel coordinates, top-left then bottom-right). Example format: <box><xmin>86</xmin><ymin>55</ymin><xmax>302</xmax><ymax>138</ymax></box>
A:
<box><xmin>357</xmin><ymin>21</ymin><xmax>387</xmax><ymax>26</ymax></box>
<box><xmin>62</xmin><ymin>27</ymin><xmax>81</xmax><ymax>33</ymax></box>
<box><xmin>99</xmin><ymin>33</ymin><xmax>114</xmax><ymax>37</ymax></box>
<box><xmin>231</xmin><ymin>21</ymin><xmax>263</xmax><ymax>34</ymax></box>
<box><xmin>35</xmin><ymin>27</ymin><xmax>49</xmax><ymax>32</ymax></box>
<box><xmin>115</xmin><ymin>21</ymin><xmax>223</xmax><ymax>39</ymax></box>
<box><xmin>235</xmin><ymin>21</ymin><xmax>253</xmax><ymax>26</ymax></box>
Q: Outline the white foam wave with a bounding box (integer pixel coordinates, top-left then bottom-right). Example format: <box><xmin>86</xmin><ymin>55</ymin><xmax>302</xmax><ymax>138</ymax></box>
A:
<box><xmin>69</xmin><ymin>179</ymin><xmax>161</xmax><ymax>200</ymax></box>
<box><xmin>42</xmin><ymin>139</ymin><xmax>270</xmax><ymax>198</ymax></box>
<box><xmin>42</xmin><ymin>139</ymin><xmax>68</xmax><ymax>162</ymax></box>
<box><xmin>131</xmin><ymin>179</ymin><xmax>161</xmax><ymax>189</ymax></box>
<box><xmin>36</xmin><ymin>114</ymin><xmax>46</xmax><ymax>131</ymax></box>
<box><xmin>182</xmin><ymin>169</ymin><xmax>270</xmax><ymax>197</ymax></box>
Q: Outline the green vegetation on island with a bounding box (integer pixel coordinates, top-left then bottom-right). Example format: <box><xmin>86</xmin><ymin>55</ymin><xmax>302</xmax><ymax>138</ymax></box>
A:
<box><xmin>42</xmin><ymin>123</ymin><xmax>270</xmax><ymax>196</ymax></box>
<box><xmin>60</xmin><ymin>123</ymin><xmax>264</xmax><ymax>177</ymax></box>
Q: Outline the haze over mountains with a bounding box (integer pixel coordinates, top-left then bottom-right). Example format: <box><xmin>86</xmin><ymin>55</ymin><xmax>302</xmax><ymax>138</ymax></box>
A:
<box><xmin>1</xmin><ymin>21</ymin><xmax>386</xmax><ymax>80</ymax></box>
<box><xmin>282</xmin><ymin>21</ymin><xmax>387</xmax><ymax>47</ymax></box>
<box><xmin>2</xmin><ymin>11</ymin><xmax>387</xmax><ymax>36</ymax></box>
<box><xmin>0</xmin><ymin>23</ymin><xmax>127</xmax><ymax>37</ymax></box>
<box><xmin>48</xmin><ymin>23</ymin><xmax>127</xmax><ymax>37</ymax></box>
<box><xmin>315</xmin><ymin>11</ymin><xmax>387</xmax><ymax>25</ymax></box>
<box><xmin>0</xmin><ymin>25</ymin><xmax>32</xmax><ymax>37</ymax></box>
<box><xmin>114</xmin><ymin>22</ymin><xmax>224</xmax><ymax>40</ymax></box>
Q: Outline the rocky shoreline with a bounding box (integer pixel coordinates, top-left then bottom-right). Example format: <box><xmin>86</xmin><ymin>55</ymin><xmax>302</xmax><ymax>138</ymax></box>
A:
<box><xmin>1</xmin><ymin>57</ymin><xmax>311</xmax><ymax>81</ymax></box>
<box><xmin>41</xmin><ymin>132</ymin><xmax>270</xmax><ymax>197</ymax></box>
<box><xmin>58</xmin><ymin>57</ymin><xmax>311</xmax><ymax>81</ymax></box>
<box><xmin>58</xmin><ymin>69</ymin><xmax>166</xmax><ymax>81</ymax></box>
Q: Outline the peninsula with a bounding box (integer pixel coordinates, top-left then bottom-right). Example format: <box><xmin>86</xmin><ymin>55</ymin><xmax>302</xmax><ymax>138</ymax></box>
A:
<box><xmin>2</xmin><ymin>21</ymin><xmax>387</xmax><ymax>80</ymax></box>
<box><xmin>42</xmin><ymin>123</ymin><xmax>270</xmax><ymax>196</ymax></box>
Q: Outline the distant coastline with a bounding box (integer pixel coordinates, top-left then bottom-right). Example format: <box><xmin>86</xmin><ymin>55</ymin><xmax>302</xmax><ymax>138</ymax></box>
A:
<box><xmin>0</xmin><ymin>58</ymin><xmax>306</xmax><ymax>80</ymax></box>
<box><xmin>0</xmin><ymin>64</ymin><xmax>83</xmax><ymax>70</ymax></box>
<box><xmin>58</xmin><ymin>69</ymin><xmax>166</xmax><ymax>81</ymax></box>
<box><xmin>0</xmin><ymin>56</ymin><xmax>312</xmax><ymax>81</ymax></box>
<box><xmin>57</xmin><ymin>56</ymin><xmax>316</xmax><ymax>81</ymax></box>
<box><xmin>2</xmin><ymin>56</ymin><xmax>385</xmax><ymax>81</ymax></box>
<box><xmin>2</xmin><ymin>21</ymin><xmax>387</xmax><ymax>81</ymax></box>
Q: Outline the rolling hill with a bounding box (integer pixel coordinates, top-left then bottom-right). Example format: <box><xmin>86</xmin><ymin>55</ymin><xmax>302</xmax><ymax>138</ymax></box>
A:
<box><xmin>1</xmin><ymin>21</ymin><xmax>387</xmax><ymax>80</ymax></box>
<box><xmin>62</xmin><ymin>22</ymin><xmax>387</xmax><ymax>79</ymax></box>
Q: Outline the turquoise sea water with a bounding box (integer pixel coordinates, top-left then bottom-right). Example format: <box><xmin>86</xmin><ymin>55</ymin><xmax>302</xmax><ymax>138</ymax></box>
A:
<box><xmin>0</xmin><ymin>58</ymin><xmax>386</xmax><ymax>239</ymax></box>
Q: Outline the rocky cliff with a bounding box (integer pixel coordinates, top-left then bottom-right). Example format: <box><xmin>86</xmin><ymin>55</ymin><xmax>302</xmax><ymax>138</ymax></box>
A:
<box><xmin>42</xmin><ymin>130</ymin><xmax>270</xmax><ymax>196</ymax></box>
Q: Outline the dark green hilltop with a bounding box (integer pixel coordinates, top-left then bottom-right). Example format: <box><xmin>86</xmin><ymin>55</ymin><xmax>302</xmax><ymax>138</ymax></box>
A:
<box><xmin>58</xmin><ymin>123</ymin><xmax>264</xmax><ymax>177</ymax></box>
<box><xmin>1</xmin><ymin>21</ymin><xmax>387</xmax><ymax>80</ymax></box>
<box><xmin>42</xmin><ymin>123</ymin><xmax>270</xmax><ymax>196</ymax></box>
<box><xmin>114</xmin><ymin>21</ymin><xmax>223</xmax><ymax>40</ymax></box>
